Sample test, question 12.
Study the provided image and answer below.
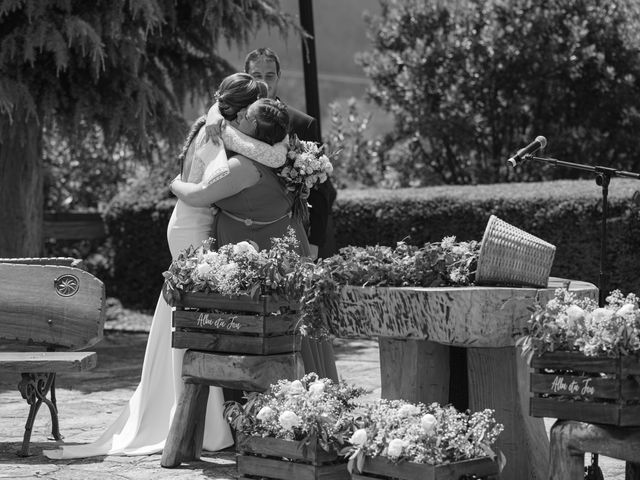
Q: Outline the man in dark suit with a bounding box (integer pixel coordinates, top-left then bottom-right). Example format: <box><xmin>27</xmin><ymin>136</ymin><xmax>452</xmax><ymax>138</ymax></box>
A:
<box><xmin>243</xmin><ymin>47</ymin><xmax>337</xmax><ymax>259</ymax></box>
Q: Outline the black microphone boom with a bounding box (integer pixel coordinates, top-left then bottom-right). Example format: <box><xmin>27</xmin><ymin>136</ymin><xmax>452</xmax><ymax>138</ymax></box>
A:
<box><xmin>507</xmin><ymin>136</ymin><xmax>547</xmax><ymax>167</ymax></box>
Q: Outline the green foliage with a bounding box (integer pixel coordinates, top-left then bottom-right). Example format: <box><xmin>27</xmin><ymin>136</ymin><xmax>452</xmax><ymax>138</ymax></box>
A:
<box><xmin>105</xmin><ymin>179</ymin><xmax>640</xmax><ymax>310</ymax></box>
<box><xmin>43</xmin><ymin>123</ymin><xmax>141</xmax><ymax>212</ymax></box>
<box><xmin>0</xmin><ymin>0</ymin><xmax>299</xmax><ymax>149</ymax></box>
<box><xmin>358</xmin><ymin>0</ymin><xmax>640</xmax><ymax>185</ymax></box>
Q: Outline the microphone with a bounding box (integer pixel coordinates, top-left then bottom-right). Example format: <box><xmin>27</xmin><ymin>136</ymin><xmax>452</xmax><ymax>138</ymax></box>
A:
<box><xmin>507</xmin><ymin>136</ymin><xmax>547</xmax><ymax>167</ymax></box>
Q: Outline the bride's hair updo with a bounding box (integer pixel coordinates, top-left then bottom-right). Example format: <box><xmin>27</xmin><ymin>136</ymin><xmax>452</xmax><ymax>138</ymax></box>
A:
<box><xmin>248</xmin><ymin>98</ymin><xmax>290</xmax><ymax>146</ymax></box>
<box><xmin>177</xmin><ymin>72</ymin><xmax>268</xmax><ymax>169</ymax></box>
<box><xmin>214</xmin><ymin>73</ymin><xmax>268</xmax><ymax>121</ymax></box>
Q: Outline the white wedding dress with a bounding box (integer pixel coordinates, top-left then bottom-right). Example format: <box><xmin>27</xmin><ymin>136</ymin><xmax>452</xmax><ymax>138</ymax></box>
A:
<box><xmin>44</xmin><ymin>121</ymin><xmax>286</xmax><ymax>459</ymax></box>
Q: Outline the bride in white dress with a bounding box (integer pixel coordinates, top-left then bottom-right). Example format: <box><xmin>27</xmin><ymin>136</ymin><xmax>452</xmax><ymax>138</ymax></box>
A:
<box><xmin>44</xmin><ymin>73</ymin><xmax>285</xmax><ymax>459</ymax></box>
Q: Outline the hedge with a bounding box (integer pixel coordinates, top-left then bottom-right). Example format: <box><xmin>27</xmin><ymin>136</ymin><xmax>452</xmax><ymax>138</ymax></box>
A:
<box><xmin>105</xmin><ymin>179</ymin><xmax>640</xmax><ymax>310</ymax></box>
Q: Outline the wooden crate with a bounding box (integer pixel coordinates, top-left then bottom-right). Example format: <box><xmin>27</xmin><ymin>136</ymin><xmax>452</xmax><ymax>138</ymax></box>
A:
<box><xmin>172</xmin><ymin>292</ymin><xmax>302</xmax><ymax>355</ymax></box>
<box><xmin>530</xmin><ymin>351</ymin><xmax>640</xmax><ymax>426</ymax></box>
<box><xmin>236</xmin><ymin>434</ymin><xmax>348</xmax><ymax>480</ymax></box>
<box><xmin>352</xmin><ymin>456</ymin><xmax>500</xmax><ymax>480</ymax></box>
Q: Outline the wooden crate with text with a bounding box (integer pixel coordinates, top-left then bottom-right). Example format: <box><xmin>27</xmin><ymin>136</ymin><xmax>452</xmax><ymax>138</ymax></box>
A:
<box><xmin>530</xmin><ymin>351</ymin><xmax>640</xmax><ymax>426</ymax></box>
<box><xmin>172</xmin><ymin>292</ymin><xmax>301</xmax><ymax>355</ymax></box>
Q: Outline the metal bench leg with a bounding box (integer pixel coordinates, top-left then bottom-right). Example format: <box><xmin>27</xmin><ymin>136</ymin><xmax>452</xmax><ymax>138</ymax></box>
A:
<box><xmin>17</xmin><ymin>372</ymin><xmax>57</xmax><ymax>456</ymax></box>
<box><xmin>45</xmin><ymin>376</ymin><xmax>62</xmax><ymax>441</ymax></box>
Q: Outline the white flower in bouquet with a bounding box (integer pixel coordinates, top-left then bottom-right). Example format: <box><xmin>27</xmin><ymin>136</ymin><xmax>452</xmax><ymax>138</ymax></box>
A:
<box><xmin>256</xmin><ymin>406</ymin><xmax>275</xmax><ymax>421</ymax></box>
<box><xmin>616</xmin><ymin>303</ymin><xmax>636</xmax><ymax>317</ymax></box>
<box><xmin>232</xmin><ymin>241</ymin><xmax>258</xmax><ymax>257</ymax></box>
<box><xmin>287</xmin><ymin>379</ymin><xmax>306</xmax><ymax>396</ymax></box>
<box><xmin>565</xmin><ymin>304</ymin><xmax>586</xmax><ymax>329</ymax></box>
<box><xmin>279</xmin><ymin>410</ymin><xmax>302</xmax><ymax>431</ymax></box>
<box><xmin>420</xmin><ymin>413</ymin><xmax>437</xmax><ymax>435</ymax></box>
<box><xmin>196</xmin><ymin>263</ymin><xmax>213</xmax><ymax>278</ymax></box>
<box><xmin>308</xmin><ymin>381</ymin><xmax>325</xmax><ymax>396</ymax></box>
<box><xmin>398</xmin><ymin>404</ymin><xmax>421</xmax><ymax>417</ymax></box>
<box><xmin>203</xmin><ymin>251</ymin><xmax>220</xmax><ymax>263</ymax></box>
<box><xmin>591</xmin><ymin>307</ymin><xmax>614</xmax><ymax>325</ymax></box>
<box><xmin>386</xmin><ymin>438</ymin><xmax>406</xmax><ymax>458</ymax></box>
<box><xmin>349</xmin><ymin>428</ymin><xmax>368</xmax><ymax>446</ymax></box>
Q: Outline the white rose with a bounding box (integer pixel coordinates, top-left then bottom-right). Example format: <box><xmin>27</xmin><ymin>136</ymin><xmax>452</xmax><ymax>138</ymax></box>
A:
<box><xmin>279</xmin><ymin>411</ymin><xmax>301</xmax><ymax>431</ymax></box>
<box><xmin>203</xmin><ymin>251</ymin><xmax>219</xmax><ymax>263</ymax></box>
<box><xmin>349</xmin><ymin>428</ymin><xmax>368</xmax><ymax>446</ymax></box>
<box><xmin>196</xmin><ymin>263</ymin><xmax>213</xmax><ymax>278</ymax></box>
<box><xmin>256</xmin><ymin>406</ymin><xmax>275</xmax><ymax>421</ymax></box>
<box><xmin>398</xmin><ymin>404</ymin><xmax>420</xmax><ymax>417</ymax></box>
<box><xmin>591</xmin><ymin>307</ymin><xmax>614</xmax><ymax>325</ymax></box>
<box><xmin>386</xmin><ymin>438</ymin><xmax>406</xmax><ymax>458</ymax></box>
<box><xmin>420</xmin><ymin>414</ymin><xmax>437</xmax><ymax>435</ymax></box>
<box><xmin>616</xmin><ymin>303</ymin><xmax>636</xmax><ymax>317</ymax></box>
<box><xmin>565</xmin><ymin>305</ymin><xmax>585</xmax><ymax>329</ymax></box>
<box><xmin>232</xmin><ymin>241</ymin><xmax>258</xmax><ymax>256</ymax></box>
<box><xmin>308</xmin><ymin>381</ymin><xmax>325</xmax><ymax>396</ymax></box>
<box><xmin>288</xmin><ymin>380</ymin><xmax>305</xmax><ymax>395</ymax></box>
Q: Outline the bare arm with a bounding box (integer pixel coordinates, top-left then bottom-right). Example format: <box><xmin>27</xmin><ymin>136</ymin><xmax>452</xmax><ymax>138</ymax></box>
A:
<box><xmin>171</xmin><ymin>156</ymin><xmax>260</xmax><ymax>207</ymax></box>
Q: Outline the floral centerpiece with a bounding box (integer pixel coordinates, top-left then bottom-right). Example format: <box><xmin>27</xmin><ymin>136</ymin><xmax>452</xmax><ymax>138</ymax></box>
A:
<box><xmin>341</xmin><ymin>399</ymin><xmax>503</xmax><ymax>478</ymax></box>
<box><xmin>225</xmin><ymin>372</ymin><xmax>367</xmax><ymax>452</ymax></box>
<box><xmin>299</xmin><ymin>237</ymin><xmax>480</xmax><ymax>338</ymax></box>
<box><xmin>517</xmin><ymin>288</ymin><xmax>640</xmax><ymax>426</ymax></box>
<box><xmin>277</xmin><ymin>134</ymin><xmax>334</xmax><ymax>224</ymax></box>
<box><xmin>162</xmin><ymin>227</ymin><xmax>309</xmax><ymax>304</ymax></box>
<box><xmin>517</xmin><ymin>288</ymin><xmax>640</xmax><ymax>360</ymax></box>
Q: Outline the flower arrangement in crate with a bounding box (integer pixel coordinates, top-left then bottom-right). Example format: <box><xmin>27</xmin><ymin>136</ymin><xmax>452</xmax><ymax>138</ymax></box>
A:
<box><xmin>517</xmin><ymin>288</ymin><xmax>640</xmax><ymax>426</ymax></box>
<box><xmin>299</xmin><ymin>236</ymin><xmax>480</xmax><ymax>338</ymax></box>
<box><xmin>341</xmin><ymin>399</ymin><xmax>504</xmax><ymax>480</ymax></box>
<box><xmin>224</xmin><ymin>373</ymin><xmax>368</xmax><ymax>480</ymax></box>
<box><xmin>161</xmin><ymin>228</ymin><xmax>318</xmax><ymax>355</ymax></box>
<box><xmin>162</xmin><ymin>227</ymin><xmax>307</xmax><ymax>305</ymax></box>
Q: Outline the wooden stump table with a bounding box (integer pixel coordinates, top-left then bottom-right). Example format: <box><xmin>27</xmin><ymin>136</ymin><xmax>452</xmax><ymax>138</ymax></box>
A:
<box><xmin>326</xmin><ymin>277</ymin><xmax>598</xmax><ymax>480</ymax></box>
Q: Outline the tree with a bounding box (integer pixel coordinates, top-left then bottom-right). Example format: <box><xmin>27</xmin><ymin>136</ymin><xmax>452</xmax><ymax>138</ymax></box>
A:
<box><xmin>358</xmin><ymin>0</ymin><xmax>640</xmax><ymax>185</ymax></box>
<box><xmin>0</xmin><ymin>0</ymin><xmax>298</xmax><ymax>256</ymax></box>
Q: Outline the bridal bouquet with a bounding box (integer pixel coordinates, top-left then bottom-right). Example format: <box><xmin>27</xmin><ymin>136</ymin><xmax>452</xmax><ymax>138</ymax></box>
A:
<box><xmin>341</xmin><ymin>399</ymin><xmax>503</xmax><ymax>472</ymax></box>
<box><xmin>224</xmin><ymin>373</ymin><xmax>368</xmax><ymax>453</ymax></box>
<box><xmin>277</xmin><ymin>134</ymin><xmax>334</xmax><ymax>224</ymax></box>
<box><xmin>517</xmin><ymin>288</ymin><xmax>640</xmax><ymax>359</ymax></box>
<box><xmin>162</xmin><ymin>227</ymin><xmax>309</xmax><ymax>303</ymax></box>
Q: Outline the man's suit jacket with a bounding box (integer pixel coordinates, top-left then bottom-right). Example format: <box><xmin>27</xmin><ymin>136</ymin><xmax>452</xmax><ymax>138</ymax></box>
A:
<box><xmin>285</xmin><ymin>104</ymin><xmax>337</xmax><ymax>258</ymax></box>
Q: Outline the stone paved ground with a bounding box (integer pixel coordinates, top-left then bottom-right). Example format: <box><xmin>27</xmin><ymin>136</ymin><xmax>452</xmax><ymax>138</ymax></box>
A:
<box><xmin>0</xmin><ymin>316</ymin><xmax>626</xmax><ymax>479</ymax></box>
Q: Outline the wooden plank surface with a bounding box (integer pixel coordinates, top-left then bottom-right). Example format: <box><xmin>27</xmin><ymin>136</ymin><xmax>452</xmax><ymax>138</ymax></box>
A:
<box><xmin>236</xmin><ymin>434</ymin><xmax>338</xmax><ymax>463</ymax></box>
<box><xmin>173</xmin><ymin>310</ymin><xmax>298</xmax><ymax>335</ymax></box>
<box><xmin>530</xmin><ymin>351</ymin><xmax>619</xmax><ymax>373</ymax></box>
<box><xmin>237</xmin><ymin>455</ymin><xmax>348</xmax><ymax>480</ymax></box>
<box><xmin>0</xmin><ymin>263</ymin><xmax>105</xmax><ymax>349</ymax></box>
<box><xmin>325</xmin><ymin>278</ymin><xmax>597</xmax><ymax>347</ymax></box>
<box><xmin>172</xmin><ymin>331</ymin><xmax>301</xmax><ymax>355</ymax></box>
<box><xmin>43</xmin><ymin>212</ymin><xmax>105</xmax><ymax>240</ymax></box>
<box><xmin>182</xmin><ymin>351</ymin><xmax>304</xmax><ymax>392</ymax></box>
<box><xmin>468</xmin><ymin>346</ymin><xmax>548</xmax><ymax>480</ymax></box>
<box><xmin>0</xmin><ymin>351</ymin><xmax>97</xmax><ymax>372</ymax></box>
<box><xmin>177</xmin><ymin>292</ymin><xmax>298</xmax><ymax>314</ymax></box>
<box><xmin>360</xmin><ymin>456</ymin><xmax>499</xmax><ymax>480</ymax></box>
<box><xmin>378</xmin><ymin>338</ymin><xmax>449</xmax><ymax>405</ymax></box>
<box><xmin>530</xmin><ymin>373</ymin><xmax>628</xmax><ymax>400</ymax></box>
<box><xmin>530</xmin><ymin>397</ymin><xmax>623</xmax><ymax>425</ymax></box>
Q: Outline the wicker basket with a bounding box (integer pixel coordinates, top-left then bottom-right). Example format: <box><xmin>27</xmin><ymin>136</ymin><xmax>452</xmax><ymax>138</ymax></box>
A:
<box><xmin>475</xmin><ymin>215</ymin><xmax>556</xmax><ymax>288</ymax></box>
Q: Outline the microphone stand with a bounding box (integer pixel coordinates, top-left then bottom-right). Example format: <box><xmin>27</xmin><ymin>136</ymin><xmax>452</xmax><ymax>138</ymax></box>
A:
<box><xmin>524</xmin><ymin>154</ymin><xmax>640</xmax><ymax>305</ymax></box>
<box><xmin>523</xmin><ymin>154</ymin><xmax>640</xmax><ymax>480</ymax></box>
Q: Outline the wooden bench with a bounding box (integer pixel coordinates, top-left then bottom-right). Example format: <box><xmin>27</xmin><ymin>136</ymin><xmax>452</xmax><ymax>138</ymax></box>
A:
<box><xmin>0</xmin><ymin>257</ymin><xmax>106</xmax><ymax>456</ymax></box>
<box><xmin>549</xmin><ymin>420</ymin><xmax>640</xmax><ymax>479</ymax></box>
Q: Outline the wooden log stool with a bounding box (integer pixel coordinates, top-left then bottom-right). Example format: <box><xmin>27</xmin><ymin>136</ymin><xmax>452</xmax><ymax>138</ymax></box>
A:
<box><xmin>160</xmin><ymin>350</ymin><xmax>304</xmax><ymax>468</ymax></box>
<box><xmin>549</xmin><ymin>420</ymin><xmax>640</xmax><ymax>479</ymax></box>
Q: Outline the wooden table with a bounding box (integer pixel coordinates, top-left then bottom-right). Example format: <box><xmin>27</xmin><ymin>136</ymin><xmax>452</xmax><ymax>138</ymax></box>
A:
<box><xmin>326</xmin><ymin>277</ymin><xmax>598</xmax><ymax>480</ymax></box>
